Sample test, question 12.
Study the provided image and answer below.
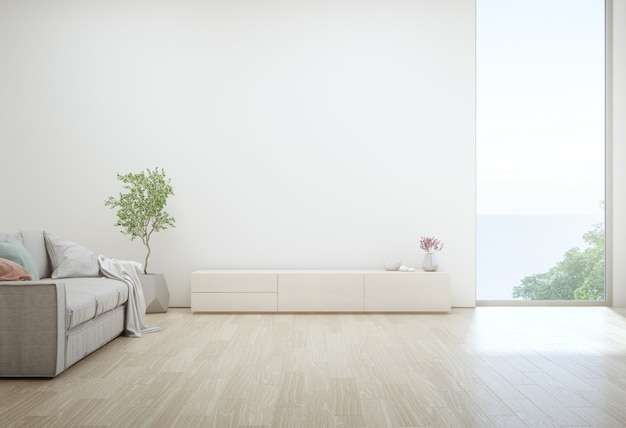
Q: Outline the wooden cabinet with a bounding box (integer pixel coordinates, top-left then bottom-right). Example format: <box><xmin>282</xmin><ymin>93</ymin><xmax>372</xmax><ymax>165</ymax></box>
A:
<box><xmin>191</xmin><ymin>270</ymin><xmax>451</xmax><ymax>313</ymax></box>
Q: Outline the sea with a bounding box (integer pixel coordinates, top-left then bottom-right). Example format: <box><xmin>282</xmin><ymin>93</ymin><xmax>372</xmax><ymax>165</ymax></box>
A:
<box><xmin>476</xmin><ymin>214</ymin><xmax>605</xmax><ymax>300</ymax></box>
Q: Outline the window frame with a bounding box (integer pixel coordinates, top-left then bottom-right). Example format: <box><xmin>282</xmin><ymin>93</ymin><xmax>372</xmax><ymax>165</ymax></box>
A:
<box><xmin>475</xmin><ymin>0</ymin><xmax>612</xmax><ymax>307</ymax></box>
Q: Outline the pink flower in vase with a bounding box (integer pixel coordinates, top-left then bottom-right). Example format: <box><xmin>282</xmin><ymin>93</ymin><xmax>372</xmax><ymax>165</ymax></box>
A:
<box><xmin>419</xmin><ymin>236</ymin><xmax>444</xmax><ymax>253</ymax></box>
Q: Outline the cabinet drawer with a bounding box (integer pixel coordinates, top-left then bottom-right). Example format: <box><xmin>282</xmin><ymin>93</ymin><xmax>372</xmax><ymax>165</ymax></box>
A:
<box><xmin>191</xmin><ymin>292</ymin><xmax>277</xmax><ymax>312</ymax></box>
<box><xmin>191</xmin><ymin>272</ymin><xmax>277</xmax><ymax>292</ymax></box>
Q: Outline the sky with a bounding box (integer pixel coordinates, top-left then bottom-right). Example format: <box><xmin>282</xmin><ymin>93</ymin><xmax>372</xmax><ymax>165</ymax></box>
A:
<box><xmin>476</xmin><ymin>0</ymin><xmax>605</xmax><ymax>216</ymax></box>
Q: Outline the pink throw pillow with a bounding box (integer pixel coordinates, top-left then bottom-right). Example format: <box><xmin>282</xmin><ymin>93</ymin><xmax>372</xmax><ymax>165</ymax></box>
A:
<box><xmin>0</xmin><ymin>257</ymin><xmax>33</xmax><ymax>281</ymax></box>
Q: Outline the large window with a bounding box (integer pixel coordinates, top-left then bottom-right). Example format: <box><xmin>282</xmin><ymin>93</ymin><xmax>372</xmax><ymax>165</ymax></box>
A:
<box><xmin>476</xmin><ymin>0</ymin><xmax>606</xmax><ymax>301</ymax></box>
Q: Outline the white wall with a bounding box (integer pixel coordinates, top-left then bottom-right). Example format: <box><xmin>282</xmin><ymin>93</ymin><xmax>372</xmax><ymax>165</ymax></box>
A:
<box><xmin>0</xmin><ymin>0</ymin><xmax>476</xmax><ymax>307</ymax></box>
<box><xmin>612</xmin><ymin>0</ymin><xmax>626</xmax><ymax>306</ymax></box>
<box><xmin>1</xmin><ymin>1</ymin><xmax>623</xmax><ymax>308</ymax></box>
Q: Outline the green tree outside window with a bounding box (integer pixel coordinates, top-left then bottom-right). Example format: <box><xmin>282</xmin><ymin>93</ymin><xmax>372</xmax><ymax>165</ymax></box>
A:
<box><xmin>512</xmin><ymin>224</ymin><xmax>604</xmax><ymax>301</ymax></box>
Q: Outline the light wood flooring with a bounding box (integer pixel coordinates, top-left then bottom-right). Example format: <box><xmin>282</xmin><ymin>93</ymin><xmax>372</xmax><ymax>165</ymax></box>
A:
<box><xmin>2</xmin><ymin>307</ymin><xmax>626</xmax><ymax>427</ymax></box>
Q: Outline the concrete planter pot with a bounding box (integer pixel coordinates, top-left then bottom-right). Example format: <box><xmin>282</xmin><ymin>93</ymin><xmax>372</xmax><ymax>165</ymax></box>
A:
<box><xmin>138</xmin><ymin>273</ymin><xmax>170</xmax><ymax>313</ymax></box>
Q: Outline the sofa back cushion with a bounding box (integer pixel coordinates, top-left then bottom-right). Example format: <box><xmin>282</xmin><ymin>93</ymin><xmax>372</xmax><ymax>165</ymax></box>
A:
<box><xmin>0</xmin><ymin>229</ymin><xmax>52</xmax><ymax>279</ymax></box>
<box><xmin>44</xmin><ymin>232</ymin><xmax>100</xmax><ymax>279</ymax></box>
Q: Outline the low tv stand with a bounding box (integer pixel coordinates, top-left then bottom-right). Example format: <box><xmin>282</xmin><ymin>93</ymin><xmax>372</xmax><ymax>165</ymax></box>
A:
<box><xmin>191</xmin><ymin>270</ymin><xmax>450</xmax><ymax>313</ymax></box>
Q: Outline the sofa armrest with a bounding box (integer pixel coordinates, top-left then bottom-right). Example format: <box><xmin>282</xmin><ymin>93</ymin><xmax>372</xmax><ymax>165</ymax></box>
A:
<box><xmin>0</xmin><ymin>281</ymin><xmax>66</xmax><ymax>377</ymax></box>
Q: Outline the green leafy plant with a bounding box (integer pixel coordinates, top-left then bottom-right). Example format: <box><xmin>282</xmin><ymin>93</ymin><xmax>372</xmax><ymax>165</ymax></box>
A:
<box><xmin>512</xmin><ymin>223</ymin><xmax>604</xmax><ymax>301</ymax></box>
<box><xmin>105</xmin><ymin>167</ymin><xmax>175</xmax><ymax>274</ymax></box>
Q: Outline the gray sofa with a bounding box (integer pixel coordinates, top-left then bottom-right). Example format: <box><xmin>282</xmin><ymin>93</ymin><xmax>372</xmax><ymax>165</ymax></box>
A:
<box><xmin>0</xmin><ymin>229</ymin><xmax>128</xmax><ymax>377</ymax></box>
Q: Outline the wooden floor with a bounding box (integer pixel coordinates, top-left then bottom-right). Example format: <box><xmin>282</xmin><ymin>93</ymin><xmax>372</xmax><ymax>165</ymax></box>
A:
<box><xmin>2</xmin><ymin>307</ymin><xmax>626</xmax><ymax>427</ymax></box>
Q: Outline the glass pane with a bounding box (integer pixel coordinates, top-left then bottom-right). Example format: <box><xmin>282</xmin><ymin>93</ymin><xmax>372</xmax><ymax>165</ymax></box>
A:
<box><xmin>476</xmin><ymin>0</ymin><xmax>605</xmax><ymax>301</ymax></box>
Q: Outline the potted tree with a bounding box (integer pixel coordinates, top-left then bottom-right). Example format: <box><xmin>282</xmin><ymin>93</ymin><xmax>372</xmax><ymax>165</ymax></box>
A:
<box><xmin>105</xmin><ymin>167</ymin><xmax>175</xmax><ymax>312</ymax></box>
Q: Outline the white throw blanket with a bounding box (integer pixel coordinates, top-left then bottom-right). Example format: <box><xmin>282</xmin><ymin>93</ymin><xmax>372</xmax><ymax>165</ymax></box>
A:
<box><xmin>98</xmin><ymin>255</ymin><xmax>160</xmax><ymax>337</ymax></box>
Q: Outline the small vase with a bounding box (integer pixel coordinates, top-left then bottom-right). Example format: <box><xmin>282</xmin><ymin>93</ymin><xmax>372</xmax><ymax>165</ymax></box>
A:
<box><xmin>422</xmin><ymin>252</ymin><xmax>438</xmax><ymax>272</ymax></box>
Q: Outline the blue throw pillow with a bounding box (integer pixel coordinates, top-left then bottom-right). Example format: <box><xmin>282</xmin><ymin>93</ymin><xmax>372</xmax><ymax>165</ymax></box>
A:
<box><xmin>0</xmin><ymin>236</ymin><xmax>39</xmax><ymax>280</ymax></box>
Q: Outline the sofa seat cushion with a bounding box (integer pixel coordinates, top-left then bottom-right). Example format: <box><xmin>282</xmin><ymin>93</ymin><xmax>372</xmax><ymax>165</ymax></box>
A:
<box><xmin>64</xmin><ymin>278</ymin><xmax>129</xmax><ymax>330</ymax></box>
